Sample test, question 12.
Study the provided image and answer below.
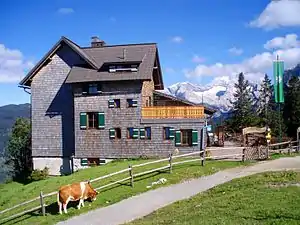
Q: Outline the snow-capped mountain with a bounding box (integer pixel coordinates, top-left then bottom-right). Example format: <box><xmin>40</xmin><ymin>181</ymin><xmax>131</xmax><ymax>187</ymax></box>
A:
<box><xmin>162</xmin><ymin>64</ymin><xmax>299</xmax><ymax>118</ymax></box>
<box><xmin>163</xmin><ymin>77</ymin><xmax>260</xmax><ymax>117</ymax></box>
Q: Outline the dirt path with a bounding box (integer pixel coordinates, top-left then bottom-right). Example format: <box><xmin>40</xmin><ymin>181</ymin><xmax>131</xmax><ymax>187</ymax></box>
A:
<box><xmin>57</xmin><ymin>156</ymin><xmax>300</xmax><ymax>225</ymax></box>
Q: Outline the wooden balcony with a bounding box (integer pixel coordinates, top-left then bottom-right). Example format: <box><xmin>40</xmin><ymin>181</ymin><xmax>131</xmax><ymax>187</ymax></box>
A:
<box><xmin>141</xmin><ymin>106</ymin><xmax>205</xmax><ymax>119</ymax></box>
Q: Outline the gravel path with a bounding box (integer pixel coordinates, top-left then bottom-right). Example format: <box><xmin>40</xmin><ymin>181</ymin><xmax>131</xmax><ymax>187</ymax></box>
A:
<box><xmin>57</xmin><ymin>156</ymin><xmax>300</xmax><ymax>225</ymax></box>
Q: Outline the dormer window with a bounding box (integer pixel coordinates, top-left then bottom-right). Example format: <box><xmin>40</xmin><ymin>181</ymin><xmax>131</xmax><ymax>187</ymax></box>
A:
<box><xmin>108</xmin><ymin>63</ymin><xmax>139</xmax><ymax>73</ymax></box>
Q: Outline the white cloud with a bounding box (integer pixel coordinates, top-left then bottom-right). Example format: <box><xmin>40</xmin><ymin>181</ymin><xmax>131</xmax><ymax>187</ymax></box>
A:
<box><xmin>57</xmin><ymin>8</ymin><xmax>74</xmax><ymax>14</ymax></box>
<box><xmin>165</xmin><ymin>67</ymin><xmax>175</xmax><ymax>73</ymax></box>
<box><xmin>192</xmin><ymin>54</ymin><xmax>205</xmax><ymax>63</ymax></box>
<box><xmin>249</xmin><ymin>0</ymin><xmax>300</xmax><ymax>30</ymax></box>
<box><xmin>228</xmin><ymin>47</ymin><xmax>243</xmax><ymax>55</ymax></box>
<box><xmin>171</xmin><ymin>36</ymin><xmax>183</xmax><ymax>43</ymax></box>
<box><xmin>0</xmin><ymin>44</ymin><xmax>34</xmax><ymax>83</ymax></box>
<box><xmin>184</xmin><ymin>40</ymin><xmax>300</xmax><ymax>83</ymax></box>
<box><xmin>264</xmin><ymin>33</ymin><xmax>300</xmax><ymax>50</ymax></box>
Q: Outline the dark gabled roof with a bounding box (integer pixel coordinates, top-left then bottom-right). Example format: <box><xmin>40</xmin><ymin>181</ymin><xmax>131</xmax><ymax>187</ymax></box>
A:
<box><xmin>19</xmin><ymin>36</ymin><xmax>99</xmax><ymax>87</ymax></box>
<box><xmin>153</xmin><ymin>90</ymin><xmax>216</xmax><ymax>115</ymax></box>
<box><xmin>82</xmin><ymin>44</ymin><xmax>156</xmax><ymax>67</ymax></box>
<box><xmin>19</xmin><ymin>37</ymin><xmax>163</xmax><ymax>88</ymax></box>
<box><xmin>65</xmin><ymin>66</ymin><xmax>151</xmax><ymax>83</ymax></box>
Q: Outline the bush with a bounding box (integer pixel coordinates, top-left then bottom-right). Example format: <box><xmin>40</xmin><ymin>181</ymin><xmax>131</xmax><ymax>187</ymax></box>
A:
<box><xmin>29</xmin><ymin>167</ymin><xmax>49</xmax><ymax>181</ymax></box>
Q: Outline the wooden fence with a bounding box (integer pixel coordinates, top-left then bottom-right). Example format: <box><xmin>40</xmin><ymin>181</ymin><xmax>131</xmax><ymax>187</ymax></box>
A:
<box><xmin>0</xmin><ymin>148</ymin><xmax>254</xmax><ymax>223</ymax></box>
<box><xmin>268</xmin><ymin>140</ymin><xmax>299</xmax><ymax>154</ymax></box>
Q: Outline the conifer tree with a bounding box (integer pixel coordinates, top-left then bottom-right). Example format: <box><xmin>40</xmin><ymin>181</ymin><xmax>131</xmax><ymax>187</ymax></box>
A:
<box><xmin>257</xmin><ymin>74</ymin><xmax>273</xmax><ymax>123</ymax></box>
<box><xmin>229</xmin><ymin>72</ymin><xmax>258</xmax><ymax>132</ymax></box>
<box><xmin>283</xmin><ymin>75</ymin><xmax>300</xmax><ymax>138</ymax></box>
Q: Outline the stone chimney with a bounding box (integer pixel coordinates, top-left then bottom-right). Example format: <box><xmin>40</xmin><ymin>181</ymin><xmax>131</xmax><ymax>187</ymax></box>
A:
<box><xmin>91</xmin><ymin>36</ymin><xmax>106</xmax><ymax>47</ymax></box>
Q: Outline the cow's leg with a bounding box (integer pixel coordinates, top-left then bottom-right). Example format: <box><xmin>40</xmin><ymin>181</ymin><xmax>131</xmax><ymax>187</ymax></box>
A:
<box><xmin>58</xmin><ymin>201</ymin><xmax>63</xmax><ymax>215</ymax></box>
<box><xmin>63</xmin><ymin>197</ymin><xmax>71</xmax><ymax>214</ymax></box>
<box><xmin>57</xmin><ymin>193</ymin><xmax>63</xmax><ymax>215</ymax></box>
<box><xmin>77</xmin><ymin>199</ymin><xmax>83</xmax><ymax>209</ymax></box>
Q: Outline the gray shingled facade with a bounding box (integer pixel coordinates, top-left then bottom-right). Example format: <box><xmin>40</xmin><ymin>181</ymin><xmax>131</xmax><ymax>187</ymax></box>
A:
<box><xmin>73</xmin><ymin>81</ymin><xmax>205</xmax><ymax>159</ymax></box>
<box><xmin>30</xmin><ymin>44</ymin><xmax>86</xmax><ymax>175</ymax></box>
<box><xmin>20</xmin><ymin>36</ymin><xmax>210</xmax><ymax>175</ymax></box>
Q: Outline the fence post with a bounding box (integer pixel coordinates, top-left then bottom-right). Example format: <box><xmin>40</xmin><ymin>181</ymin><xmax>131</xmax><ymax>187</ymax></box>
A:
<box><xmin>169</xmin><ymin>153</ymin><xmax>173</xmax><ymax>174</ymax></box>
<box><xmin>129</xmin><ymin>165</ymin><xmax>134</xmax><ymax>187</ymax></box>
<box><xmin>201</xmin><ymin>150</ymin><xmax>205</xmax><ymax>166</ymax></box>
<box><xmin>288</xmin><ymin>141</ymin><xmax>292</xmax><ymax>155</ymax></box>
<box><xmin>242</xmin><ymin>148</ymin><xmax>245</xmax><ymax>162</ymax></box>
<box><xmin>39</xmin><ymin>191</ymin><xmax>45</xmax><ymax>216</ymax></box>
<box><xmin>266</xmin><ymin>144</ymin><xmax>269</xmax><ymax>159</ymax></box>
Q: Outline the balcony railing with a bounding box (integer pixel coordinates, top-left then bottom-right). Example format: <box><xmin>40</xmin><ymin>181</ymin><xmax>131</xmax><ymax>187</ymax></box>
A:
<box><xmin>141</xmin><ymin>106</ymin><xmax>205</xmax><ymax>119</ymax></box>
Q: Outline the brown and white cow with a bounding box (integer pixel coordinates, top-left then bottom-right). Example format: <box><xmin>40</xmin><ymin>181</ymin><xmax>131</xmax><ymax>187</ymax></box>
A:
<box><xmin>57</xmin><ymin>181</ymin><xmax>98</xmax><ymax>214</ymax></box>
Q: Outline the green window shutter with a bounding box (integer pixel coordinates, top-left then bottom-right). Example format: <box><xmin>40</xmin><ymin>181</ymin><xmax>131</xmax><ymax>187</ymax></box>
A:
<box><xmin>175</xmin><ymin>130</ymin><xmax>181</xmax><ymax>146</ymax></box>
<box><xmin>192</xmin><ymin>130</ymin><xmax>198</xmax><ymax>146</ymax></box>
<box><xmin>108</xmin><ymin>99</ymin><xmax>115</xmax><ymax>108</ymax></box>
<box><xmin>133</xmin><ymin>128</ymin><xmax>139</xmax><ymax>139</ymax></box>
<box><xmin>80</xmin><ymin>112</ymin><xmax>87</xmax><ymax>129</ymax></box>
<box><xmin>140</xmin><ymin>128</ymin><xmax>145</xmax><ymax>139</ymax></box>
<box><xmin>81</xmin><ymin>158</ymin><xmax>88</xmax><ymax>166</ymax></box>
<box><xmin>98</xmin><ymin>112</ymin><xmax>105</xmax><ymax>128</ymax></box>
<box><xmin>169</xmin><ymin>128</ymin><xmax>175</xmax><ymax>140</ymax></box>
<box><xmin>109</xmin><ymin>128</ymin><xmax>115</xmax><ymax>139</ymax></box>
<box><xmin>132</xmin><ymin>99</ymin><xmax>138</xmax><ymax>107</ymax></box>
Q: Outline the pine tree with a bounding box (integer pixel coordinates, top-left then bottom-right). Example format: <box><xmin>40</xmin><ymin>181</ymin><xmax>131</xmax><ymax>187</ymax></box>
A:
<box><xmin>229</xmin><ymin>72</ymin><xmax>258</xmax><ymax>132</ymax></box>
<box><xmin>257</xmin><ymin>74</ymin><xmax>273</xmax><ymax>124</ymax></box>
<box><xmin>284</xmin><ymin>75</ymin><xmax>300</xmax><ymax>138</ymax></box>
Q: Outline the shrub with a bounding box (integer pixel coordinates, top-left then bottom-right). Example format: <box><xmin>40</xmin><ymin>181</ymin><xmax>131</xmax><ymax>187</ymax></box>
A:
<box><xmin>29</xmin><ymin>167</ymin><xmax>49</xmax><ymax>181</ymax></box>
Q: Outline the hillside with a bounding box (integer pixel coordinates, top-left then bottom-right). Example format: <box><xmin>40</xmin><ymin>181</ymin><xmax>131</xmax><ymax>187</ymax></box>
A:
<box><xmin>0</xmin><ymin>103</ymin><xmax>30</xmax><ymax>154</ymax></box>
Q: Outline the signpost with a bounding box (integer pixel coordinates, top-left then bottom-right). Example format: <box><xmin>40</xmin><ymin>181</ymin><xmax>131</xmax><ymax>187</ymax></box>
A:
<box><xmin>273</xmin><ymin>55</ymin><xmax>285</xmax><ymax>142</ymax></box>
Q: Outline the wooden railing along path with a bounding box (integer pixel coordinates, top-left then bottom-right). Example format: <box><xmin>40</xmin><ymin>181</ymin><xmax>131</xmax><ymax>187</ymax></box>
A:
<box><xmin>268</xmin><ymin>140</ymin><xmax>300</xmax><ymax>154</ymax></box>
<box><xmin>0</xmin><ymin>147</ymin><xmax>258</xmax><ymax>223</ymax></box>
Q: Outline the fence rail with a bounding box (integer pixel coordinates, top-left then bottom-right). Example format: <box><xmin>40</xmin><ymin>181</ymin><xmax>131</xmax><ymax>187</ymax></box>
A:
<box><xmin>1</xmin><ymin>144</ymin><xmax>285</xmax><ymax>223</ymax></box>
<box><xmin>268</xmin><ymin>139</ymin><xmax>300</xmax><ymax>154</ymax></box>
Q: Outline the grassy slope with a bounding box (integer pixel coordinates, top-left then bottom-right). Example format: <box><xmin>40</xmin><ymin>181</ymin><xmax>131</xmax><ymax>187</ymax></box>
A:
<box><xmin>127</xmin><ymin>171</ymin><xmax>300</xmax><ymax>225</ymax></box>
<box><xmin>0</xmin><ymin>158</ymin><xmax>250</xmax><ymax>225</ymax></box>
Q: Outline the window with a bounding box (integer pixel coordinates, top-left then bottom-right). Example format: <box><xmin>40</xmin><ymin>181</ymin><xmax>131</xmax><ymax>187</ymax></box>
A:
<box><xmin>82</xmin><ymin>83</ymin><xmax>101</xmax><ymax>95</ymax></box>
<box><xmin>109</xmin><ymin>128</ymin><xmax>121</xmax><ymax>139</ymax></box>
<box><xmin>127</xmin><ymin>99</ymin><xmax>138</xmax><ymax>107</ymax></box>
<box><xmin>163</xmin><ymin>127</ymin><xmax>175</xmax><ymax>140</ymax></box>
<box><xmin>175</xmin><ymin>129</ymin><xmax>198</xmax><ymax>147</ymax></box>
<box><xmin>181</xmin><ymin>130</ymin><xmax>192</xmax><ymax>146</ymax></box>
<box><xmin>108</xmin><ymin>63</ymin><xmax>139</xmax><ymax>73</ymax></box>
<box><xmin>127</xmin><ymin>127</ymin><xmax>139</xmax><ymax>139</ymax></box>
<box><xmin>89</xmin><ymin>84</ymin><xmax>98</xmax><ymax>94</ymax></box>
<box><xmin>79</xmin><ymin>112</ymin><xmax>105</xmax><ymax>129</ymax></box>
<box><xmin>88</xmin><ymin>112</ymin><xmax>98</xmax><ymax>129</ymax></box>
<box><xmin>108</xmin><ymin>99</ymin><xmax>121</xmax><ymax>108</ymax></box>
<box><xmin>145</xmin><ymin>127</ymin><xmax>151</xmax><ymax>139</ymax></box>
<box><xmin>81</xmin><ymin>158</ymin><xmax>100</xmax><ymax>166</ymax></box>
<box><xmin>140</xmin><ymin>127</ymin><xmax>151</xmax><ymax>140</ymax></box>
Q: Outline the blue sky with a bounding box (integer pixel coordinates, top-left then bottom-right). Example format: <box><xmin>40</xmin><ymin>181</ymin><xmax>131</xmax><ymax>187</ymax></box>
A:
<box><xmin>1</xmin><ymin>0</ymin><xmax>300</xmax><ymax>106</ymax></box>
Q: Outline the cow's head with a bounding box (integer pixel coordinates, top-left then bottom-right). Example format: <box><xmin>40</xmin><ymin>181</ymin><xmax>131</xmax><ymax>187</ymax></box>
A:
<box><xmin>86</xmin><ymin>181</ymin><xmax>99</xmax><ymax>201</ymax></box>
